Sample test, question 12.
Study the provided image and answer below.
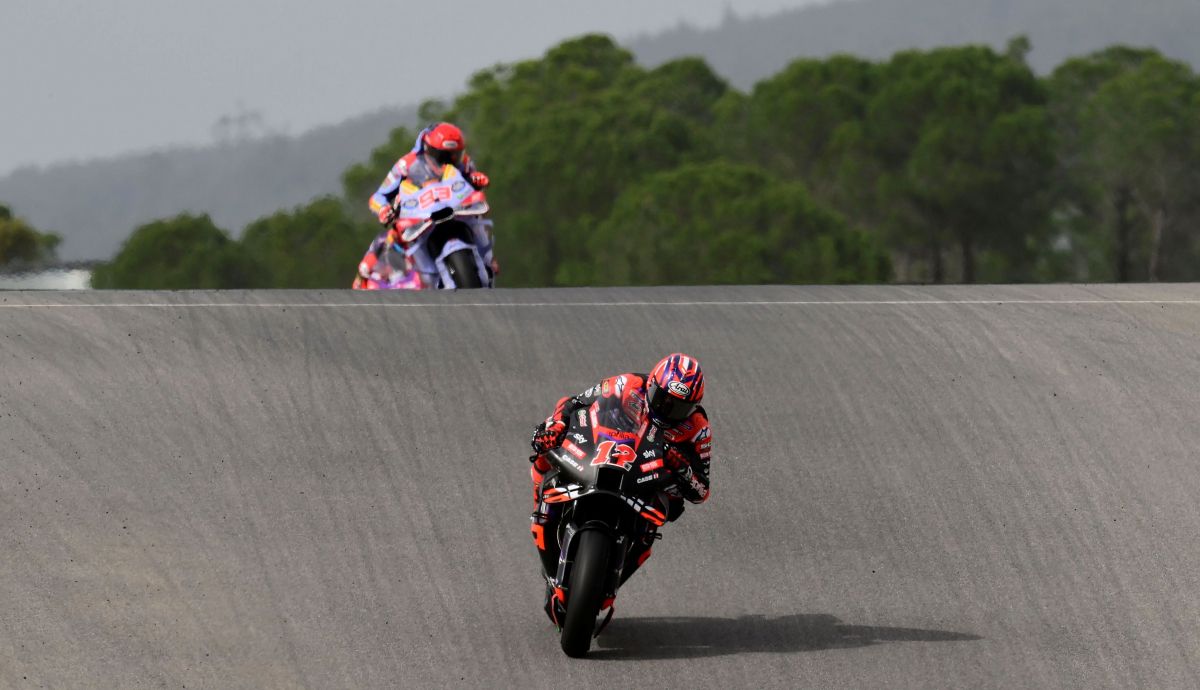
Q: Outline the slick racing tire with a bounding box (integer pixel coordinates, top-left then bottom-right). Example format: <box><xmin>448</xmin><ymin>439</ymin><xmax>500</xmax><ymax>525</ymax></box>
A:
<box><xmin>560</xmin><ymin>529</ymin><xmax>612</xmax><ymax>658</ymax></box>
<box><xmin>444</xmin><ymin>249</ymin><xmax>483</xmax><ymax>289</ymax></box>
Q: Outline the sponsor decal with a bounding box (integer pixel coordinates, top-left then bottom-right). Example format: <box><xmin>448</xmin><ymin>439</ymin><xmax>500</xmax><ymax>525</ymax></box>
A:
<box><xmin>418</xmin><ymin>185</ymin><xmax>453</xmax><ymax>209</ymax></box>
<box><xmin>623</xmin><ymin>391</ymin><xmax>645</xmax><ymax>423</ymax></box>
<box><xmin>577</xmin><ymin>410</ymin><xmax>588</xmax><ymax>427</ymax></box>
<box><xmin>442</xmin><ymin>140</ymin><xmax>459</xmax><ymax>149</ymax></box>
<box><xmin>696</xmin><ymin>427</ymin><xmax>711</xmax><ymax>441</ymax></box>
<box><xmin>451</xmin><ymin>180</ymin><xmax>466</xmax><ymax>192</ymax></box>
<box><xmin>642</xmin><ymin>450</ymin><xmax>656</xmax><ymax>459</ymax></box>
<box><xmin>402</xmin><ymin>198</ymin><xmax>419</xmax><ymax>209</ymax></box>
<box><xmin>668</xmin><ymin>381</ymin><xmax>691</xmax><ymax>397</ymax></box>
<box><xmin>640</xmin><ymin>459</ymin><xmax>664</xmax><ymax>472</ymax></box>
<box><xmin>571</xmin><ymin>433</ymin><xmax>588</xmax><ymax>444</ymax></box>
<box><xmin>637</xmin><ymin>473</ymin><xmax>659</xmax><ymax>484</ymax></box>
<box><xmin>562</xmin><ymin>440</ymin><xmax>587</xmax><ymax>460</ymax></box>
<box><xmin>646</xmin><ymin>425</ymin><xmax>657</xmax><ymax>442</ymax></box>
<box><xmin>601</xmin><ymin>380</ymin><xmax>611</xmax><ymax>397</ymax></box>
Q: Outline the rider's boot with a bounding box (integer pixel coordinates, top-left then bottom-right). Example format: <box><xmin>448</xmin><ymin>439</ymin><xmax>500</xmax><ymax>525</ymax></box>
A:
<box><xmin>618</xmin><ymin>528</ymin><xmax>661</xmax><ymax>587</ymax></box>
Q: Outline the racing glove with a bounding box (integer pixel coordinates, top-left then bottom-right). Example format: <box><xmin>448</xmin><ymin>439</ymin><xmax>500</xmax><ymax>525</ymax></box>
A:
<box><xmin>665</xmin><ymin>446</ymin><xmax>692</xmax><ymax>478</ymax></box>
<box><xmin>469</xmin><ymin>171</ymin><xmax>490</xmax><ymax>189</ymax></box>
<box><xmin>665</xmin><ymin>446</ymin><xmax>708</xmax><ymax>503</ymax></box>
<box><xmin>377</xmin><ymin>205</ymin><xmax>396</xmax><ymax>225</ymax></box>
<box><xmin>530</xmin><ymin>418</ymin><xmax>567</xmax><ymax>456</ymax></box>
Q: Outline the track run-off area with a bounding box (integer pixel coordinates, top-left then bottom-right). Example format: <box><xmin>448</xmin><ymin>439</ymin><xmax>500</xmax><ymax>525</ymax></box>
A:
<box><xmin>2</xmin><ymin>285</ymin><xmax>1199</xmax><ymax>688</ymax></box>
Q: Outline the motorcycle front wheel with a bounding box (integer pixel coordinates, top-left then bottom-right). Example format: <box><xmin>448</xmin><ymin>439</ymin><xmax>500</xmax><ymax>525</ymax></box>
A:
<box><xmin>443</xmin><ymin>248</ymin><xmax>483</xmax><ymax>289</ymax></box>
<box><xmin>560</xmin><ymin>529</ymin><xmax>612</xmax><ymax>657</ymax></box>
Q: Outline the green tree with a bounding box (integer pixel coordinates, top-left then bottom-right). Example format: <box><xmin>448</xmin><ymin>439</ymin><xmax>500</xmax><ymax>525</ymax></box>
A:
<box><xmin>0</xmin><ymin>204</ymin><xmax>61</xmax><ymax>268</ymax></box>
<box><xmin>1050</xmin><ymin>49</ymin><xmax>1200</xmax><ymax>281</ymax></box>
<box><xmin>341</xmin><ymin>125</ymin><xmax>418</xmax><ymax>211</ymax></box>
<box><xmin>240</xmin><ymin>197</ymin><xmax>376</xmax><ymax>288</ymax></box>
<box><xmin>1048</xmin><ymin>47</ymin><xmax>1163</xmax><ymax>281</ymax></box>
<box><xmin>570</xmin><ymin>161</ymin><xmax>889</xmax><ymax>285</ymax></box>
<box><xmin>860</xmin><ymin>43</ymin><xmax>1054</xmax><ymax>282</ymax></box>
<box><xmin>90</xmin><ymin>214</ymin><xmax>254</xmax><ymax>289</ymax></box>
<box><xmin>436</xmin><ymin>35</ymin><xmax>721</xmax><ymax>286</ymax></box>
<box><xmin>728</xmin><ymin>55</ymin><xmax>879</xmax><ymax>195</ymax></box>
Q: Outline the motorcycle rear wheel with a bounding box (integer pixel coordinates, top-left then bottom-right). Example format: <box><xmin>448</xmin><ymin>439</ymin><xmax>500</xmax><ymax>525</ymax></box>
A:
<box><xmin>560</xmin><ymin>529</ymin><xmax>611</xmax><ymax>657</ymax></box>
<box><xmin>443</xmin><ymin>249</ymin><xmax>483</xmax><ymax>289</ymax></box>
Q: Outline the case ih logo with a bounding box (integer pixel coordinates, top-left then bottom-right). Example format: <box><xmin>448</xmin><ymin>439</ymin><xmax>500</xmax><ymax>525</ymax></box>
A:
<box><xmin>668</xmin><ymin>381</ymin><xmax>691</xmax><ymax>397</ymax></box>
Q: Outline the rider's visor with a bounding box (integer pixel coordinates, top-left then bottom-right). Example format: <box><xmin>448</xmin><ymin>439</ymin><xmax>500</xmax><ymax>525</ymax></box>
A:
<box><xmin>427</xmin><ymin>147</ymin><xmax>463</xmax><ymax>168</ymax></box>
<box><xmin>647</xmin><ymin>381</ymin><xmax>696</xmax><ymax>426</ymax></box>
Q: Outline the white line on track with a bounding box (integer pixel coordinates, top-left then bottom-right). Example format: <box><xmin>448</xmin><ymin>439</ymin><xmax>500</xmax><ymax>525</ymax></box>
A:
<box><xmin>3</xmin><ymin>299</ymin><xmax>1200</xmax><ymax>308</ymax></box>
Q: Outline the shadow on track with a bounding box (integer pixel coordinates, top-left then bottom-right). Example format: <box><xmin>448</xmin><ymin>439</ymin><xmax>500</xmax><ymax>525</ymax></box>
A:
<box><xmin>591</xmin><ymin>614</ymin><xmax>981</xmax><ymax>660</ymax></box>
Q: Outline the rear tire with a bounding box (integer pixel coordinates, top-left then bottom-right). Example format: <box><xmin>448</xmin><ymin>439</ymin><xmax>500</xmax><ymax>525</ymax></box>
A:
<box><xmin>443</xmin><ymin>249</ymin><xmax>483</xmax><ymax>289</ymax></box>
<box><xmin>560</xmin><ymin>529</ymin><xmax>612</xmax><ymax>657</ymax></box>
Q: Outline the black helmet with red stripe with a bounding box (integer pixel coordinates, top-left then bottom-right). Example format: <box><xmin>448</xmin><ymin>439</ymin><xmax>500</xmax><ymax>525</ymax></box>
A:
<box><xmin>647</xmin><ymin>353</ymin><xmax>704</xmax><ymax>427</ymax></box>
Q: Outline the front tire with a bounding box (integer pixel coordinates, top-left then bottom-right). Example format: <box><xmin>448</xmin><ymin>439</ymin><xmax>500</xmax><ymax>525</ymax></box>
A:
<box><xmin>443</xmin><ymin>249</ymin><xmax>483</xmax><ymax>289</ymax></box>
<box><xmin>560</xmin><ymin>529</ymin><xmax>612</xmax><ymax>657</ymax></box>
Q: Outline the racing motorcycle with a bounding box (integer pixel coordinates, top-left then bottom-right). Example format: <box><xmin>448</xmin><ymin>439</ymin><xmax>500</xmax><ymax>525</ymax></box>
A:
<box><xmin>353</xmin><ymin>166</ymin><xmax>494</xmax><ymax>290</ymax></box>
<box><xmin>533</xmin><ymin>395</ymin><xmax>677</xmax><ymax>657</ymax></box>
<box><xmin>352</xmin><ymin>239</ymin><xmax>424</xmax><ymax>290</ymax></box>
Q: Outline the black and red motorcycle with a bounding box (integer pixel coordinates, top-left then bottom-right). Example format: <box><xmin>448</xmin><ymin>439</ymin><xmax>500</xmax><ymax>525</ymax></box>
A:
<box><xmin>532</xmin><ymin>396</ymin><xmax>679</xmax><ymax>657</ymax></box>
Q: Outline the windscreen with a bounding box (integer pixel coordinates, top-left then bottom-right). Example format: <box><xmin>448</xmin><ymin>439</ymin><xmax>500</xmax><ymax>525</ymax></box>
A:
<box><xmin>592</xmin><ymin>390</ymin><xmax>648</xmax><ymax>444</ymax></box>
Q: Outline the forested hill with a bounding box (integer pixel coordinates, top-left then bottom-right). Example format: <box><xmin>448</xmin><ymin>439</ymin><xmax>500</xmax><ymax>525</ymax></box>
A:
<box><xmin>629</xmin><ymin>0</ymin><xmax>1200</xmax><ymax>85</ymax></box>
<box><xmin>0</xmin><ymin>105</ymin><xmax>416</xmax><ymax>261</ymax></box>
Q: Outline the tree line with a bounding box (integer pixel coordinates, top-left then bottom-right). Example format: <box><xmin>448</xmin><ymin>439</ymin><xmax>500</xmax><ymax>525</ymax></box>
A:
<box><xmin>0</xmin><ymin>204</ymin><xmax>60</xmax><ymax>270</ymax></box>
<box><xmin>23</xmin><ymin>34</ymin><xmax>1198</xmax><ymax>287</ymax></box>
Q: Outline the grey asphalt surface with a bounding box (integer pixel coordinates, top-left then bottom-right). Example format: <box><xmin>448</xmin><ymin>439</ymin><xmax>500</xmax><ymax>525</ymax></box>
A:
<box><xmin>2</xmin><ymin>285</ymin><xmax>1199</xmax><ymax>689</ymax></box>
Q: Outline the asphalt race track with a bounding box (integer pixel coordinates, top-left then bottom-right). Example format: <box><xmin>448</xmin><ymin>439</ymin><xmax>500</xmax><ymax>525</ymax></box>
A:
<box><xmin>2</xmin><ymin>285</ymin><xmax>1199</xmax><ymax>689</ymax></box>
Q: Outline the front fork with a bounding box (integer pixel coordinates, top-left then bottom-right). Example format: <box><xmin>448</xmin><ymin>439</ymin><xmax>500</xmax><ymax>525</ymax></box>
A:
<box><xmin>555</xmin><ymin>522</ymin><xmax>628</xmax><ymax>603</ymax></box>
<box><xmin>532</xmin><ymin>503</ymin><xmax>658</xmax><ymax>599</ymax></box>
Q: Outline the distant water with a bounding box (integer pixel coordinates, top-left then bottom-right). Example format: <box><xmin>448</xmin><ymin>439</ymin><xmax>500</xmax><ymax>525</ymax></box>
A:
<box><xmin>0</xmin><ymin>269</ymin><xmax>92</xmax><ymax>290</ymax></box>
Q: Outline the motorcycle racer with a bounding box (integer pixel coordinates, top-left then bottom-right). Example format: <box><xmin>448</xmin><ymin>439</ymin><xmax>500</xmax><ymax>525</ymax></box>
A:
<box><xmin>368</xmin><ymin>122</ymin><xmax>489</xmax><ymax>226</ymax></box>
<box><xmin>356</xmin><ymin>122</ymin><xmax>494</xmax><ymax>287</ymax></box>
<box><xmin>529</xmin><ymin>353</ymin><xmax>711</xmax><ymax>623</ymax></box>
<box><xmin>352</xmin><ymin>228</ymin><xmax>422</xmax><ymax>290</ymax></box>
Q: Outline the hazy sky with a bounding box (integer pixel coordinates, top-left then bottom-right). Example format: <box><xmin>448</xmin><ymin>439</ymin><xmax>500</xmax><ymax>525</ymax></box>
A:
<box><xmin>1</xmin><ymin>0</ymin><xmax>822</xmax><ymax>174</ymax></box>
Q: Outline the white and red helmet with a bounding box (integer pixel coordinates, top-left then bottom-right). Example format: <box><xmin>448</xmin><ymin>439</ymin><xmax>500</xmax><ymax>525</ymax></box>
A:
<box><xmin>422</xmin><ymin>122</ymin><xmax>466</xmax><ymax>169</ymax></box>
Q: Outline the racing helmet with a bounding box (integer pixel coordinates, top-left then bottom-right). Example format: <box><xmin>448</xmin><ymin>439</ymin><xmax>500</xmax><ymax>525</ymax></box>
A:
<box><xmin>646</xmin><ymin>353</ymin><xmax>704</xmax><ymax>426</ymax></box>
<box><xmin>422</xmin><ymin>122</ymin><xmax>466</xmax><ymax>169</ymax></box>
